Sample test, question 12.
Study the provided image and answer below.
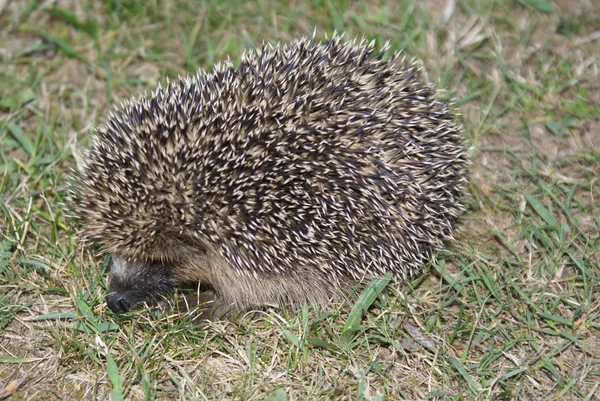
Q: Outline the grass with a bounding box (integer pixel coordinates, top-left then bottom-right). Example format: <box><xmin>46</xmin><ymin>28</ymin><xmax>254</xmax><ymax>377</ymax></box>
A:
<box><xmin>0</xmin><ymin>0</ymin><xmax>599</xmax><ymax>399</ymax></box>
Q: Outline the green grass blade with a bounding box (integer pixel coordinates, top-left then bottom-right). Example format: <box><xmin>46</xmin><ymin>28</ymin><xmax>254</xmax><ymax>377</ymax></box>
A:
<box><xmin>8</xmin><ymin>123</ymin><xmax>35</xmax><ymax>157</ymax></box>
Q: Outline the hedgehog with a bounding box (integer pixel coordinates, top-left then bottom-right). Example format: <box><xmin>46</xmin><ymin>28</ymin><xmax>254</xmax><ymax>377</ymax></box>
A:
<box><xmin>69</xmin><ymin>34</ymin><xmax>468</xmax><ymax>319</ymax></box>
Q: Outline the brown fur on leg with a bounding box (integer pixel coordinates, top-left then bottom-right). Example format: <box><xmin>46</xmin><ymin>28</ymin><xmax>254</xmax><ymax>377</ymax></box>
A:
<box><xmin>168</xmin><ymin>241</ymin><xmax>351</xmax><ymax>323</ymax></box>
<box><xmin>172</xmin><ymin>289</ymin><xmax>230</xmax><ymax>324</ymax></box>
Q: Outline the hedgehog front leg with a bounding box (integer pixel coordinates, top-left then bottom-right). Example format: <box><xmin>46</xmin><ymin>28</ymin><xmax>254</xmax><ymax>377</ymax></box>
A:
<box><xmin>176</xmin><ymin>289</ymin><xmax>233</xmax><ymax>323</ymax></box>
<box><xmin>165</xmin><ymin>246</ymin><xmax>240</xmax><ymax>321</ymax></box>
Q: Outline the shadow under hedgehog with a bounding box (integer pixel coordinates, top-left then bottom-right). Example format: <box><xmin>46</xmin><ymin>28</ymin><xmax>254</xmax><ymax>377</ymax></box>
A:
<box><xmin>69</xmin><ymin>33</ymin><xmax>468</xmax><ymax>320</ymax></box>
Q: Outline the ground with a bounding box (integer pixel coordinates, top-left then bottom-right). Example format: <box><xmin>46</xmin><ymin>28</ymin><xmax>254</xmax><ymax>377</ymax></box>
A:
<box><xmin>0</xmin><ymin>0</ymin><xmax>599</xmax><ymax>400</ymax></box>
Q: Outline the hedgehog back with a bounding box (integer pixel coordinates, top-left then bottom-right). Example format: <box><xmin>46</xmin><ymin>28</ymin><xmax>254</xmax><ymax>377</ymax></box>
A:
<box><xmin>72</xmin><ymin>36</ymin><xmax>467</xmax><ymax>282</ymax></box>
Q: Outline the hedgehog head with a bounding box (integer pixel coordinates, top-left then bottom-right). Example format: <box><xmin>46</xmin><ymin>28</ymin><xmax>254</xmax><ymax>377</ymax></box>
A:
<box><xmin>104</xmin><ymin>255</ymin><xmax>176</xmax><ymax>313</ymax></box>
<box><xmin>69</xmin><ymin>82</ymin><xmax>210</xmax><ymax>313</ymax></box>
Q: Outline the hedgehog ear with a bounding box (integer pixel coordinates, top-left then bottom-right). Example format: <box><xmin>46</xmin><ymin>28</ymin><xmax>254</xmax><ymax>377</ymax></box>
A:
<box><xmin>71</xmin><ymin>144</ymin><xmax>89</xmax><ymax>174</ymax></box>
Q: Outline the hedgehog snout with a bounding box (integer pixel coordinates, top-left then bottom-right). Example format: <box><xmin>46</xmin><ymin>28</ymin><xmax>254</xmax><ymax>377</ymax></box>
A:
<box><xmin>105</xmin><ymin>292</ymin><xmax>131</xmax><ymax>313</ymax></box>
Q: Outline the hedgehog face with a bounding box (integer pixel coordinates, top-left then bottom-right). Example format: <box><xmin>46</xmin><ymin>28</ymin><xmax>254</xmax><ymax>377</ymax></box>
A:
<box><xmin>105</xmin><ymin>255</ymin><xmax>176</xmax><ymax>313</ymax></box>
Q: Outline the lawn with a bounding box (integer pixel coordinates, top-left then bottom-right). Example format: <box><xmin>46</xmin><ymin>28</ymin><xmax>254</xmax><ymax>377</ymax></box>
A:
<box><xmin>0</xmin><ymin>0</ymin><xmax>599</xmax><ymax>399</ymax></box>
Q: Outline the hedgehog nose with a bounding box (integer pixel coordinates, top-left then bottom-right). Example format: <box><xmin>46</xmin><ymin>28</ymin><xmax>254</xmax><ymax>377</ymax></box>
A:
<box><xmin>105</xmin><ymin>293</ymin><xmax>130</xmax><ymax>313</ymax></box>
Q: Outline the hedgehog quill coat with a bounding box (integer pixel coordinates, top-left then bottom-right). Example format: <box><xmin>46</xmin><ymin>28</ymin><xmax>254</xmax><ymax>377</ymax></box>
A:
<box><xmin>70</xmin><ymin>35</ymin><xmax>467</xmax><ymax>316</ymax></box>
